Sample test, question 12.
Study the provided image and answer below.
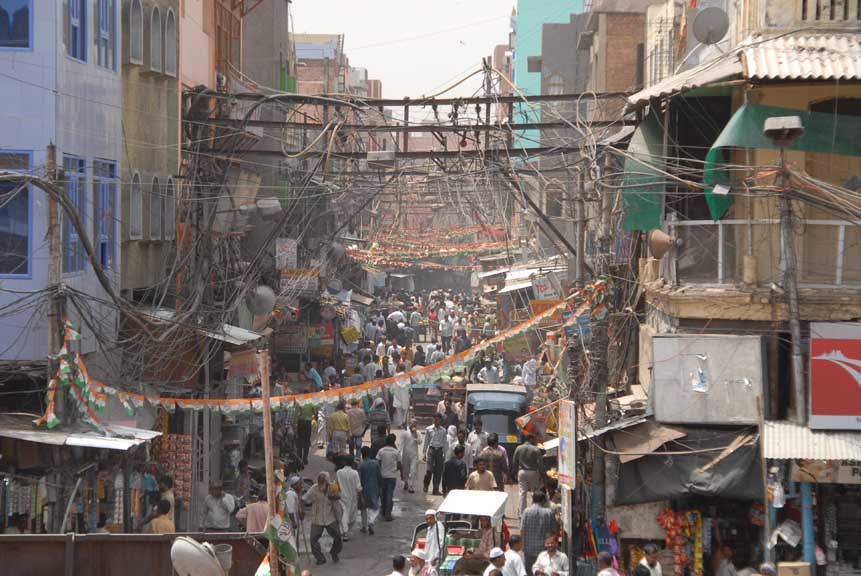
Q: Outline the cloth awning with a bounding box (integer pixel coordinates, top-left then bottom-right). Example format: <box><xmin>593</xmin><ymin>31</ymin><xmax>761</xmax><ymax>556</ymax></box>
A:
<box><xmin>763</xmin><ymin>420</ymin><xmax>861</xmax><ymax>461</ymax></box>
<box><xmin>498</xmin><ymin>281</ymin><xmax>533</xmax><ymax>295</ymax></box>
<box><xmin>614</xmin><ymin>426</ymin><xmax>761</xmax><ymax>505</ymax></box>
<box><xmin>621</xmin><ymin>110</ymin><xmax>665</xmax><ymax>231</ymax></box>
<box><xmin>437</xmin><ymin>489</ymin><xmax>508</xmax><ymax>526</ymax></box>
<box><xmin>0</xmin><ymin>415</ymin><xmax>161</xmax><ymax>451</ymax></box>
<box><xmin>703</xmin><ymin>103</ymin><xmax>861</xmax><ymax>220</ymax></box>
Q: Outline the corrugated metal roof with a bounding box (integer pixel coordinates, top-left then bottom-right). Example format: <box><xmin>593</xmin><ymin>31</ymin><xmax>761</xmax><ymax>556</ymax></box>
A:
<box><xmin>742</xmin><ymin>34</ymin><xmax>861</xmax><ymax>81</ymax></box>
<box><xmin>627</xmin><ymin>56</ymin><xmax>742</xmax><ymax>106</ymax></box>
<box><xmin>498</xmin><ymin>280</ymin><xmax>533</xmax><ymax>294</ymax></box>
<box><xmin>763</xmin><ymin>421</ymin><xmax>861</xmax><ymax>461</ymax></box>
<box><xmin>0</xmin><ymin>415</ymin><xmax>161</xmax><ymax>451</ymax></box>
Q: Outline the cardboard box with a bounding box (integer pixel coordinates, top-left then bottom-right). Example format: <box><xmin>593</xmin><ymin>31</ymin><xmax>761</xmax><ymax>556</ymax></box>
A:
<box><xmin>778</xmin><ymin>562</ymin><xmax>811</xmax><ymax>576</ymax></box>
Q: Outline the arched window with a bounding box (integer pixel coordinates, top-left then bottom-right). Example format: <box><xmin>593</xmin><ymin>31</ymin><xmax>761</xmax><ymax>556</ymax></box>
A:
<box><xmin>129</xmin><ymin>0</ymin><xmax>143</xmax><ymax>64</ymax></box>
<box><xmin>164</xmin><ymin>177</ymin><xmax>176</xmax><ymax>240</ymax></box>
<box><xmin>150</xmin><ymin>6</ymin><xmax>162</xmax><ymax>73</ymax></box>
<box><xmin>150</xmin><ymin>176</ymin><xmax>162</xmax><ymax>240</ymax></box>
<box><xmin>164</xmin><ymin>8</ymin><xmax>177</xmax><ymax>76</ymax></box>
<box><xmin>130</xmin><ymin>172</ymin><xmax>143</xmax><ymax>239</ymax></box>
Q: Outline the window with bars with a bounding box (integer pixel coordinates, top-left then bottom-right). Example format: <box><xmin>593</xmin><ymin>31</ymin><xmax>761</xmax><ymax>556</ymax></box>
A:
<box><xmin>93</xmin><ymin>160</ymin><xmax>117</xmax><ymax>270</ymax></box>
<box><xmin>130</xmin><ymin>172</ymin><xmax>143</xmax><ymax>239</ymax></box>
<box><xmin>150</xmin><ymin>176</ymin><xmax>162</xmax><ymax>240</ymax></box>
<box><xmin>150</xmin><ymin>6</ymin><xmax>161</xmax><ymax>72</ymax></box>
<box><xmin>97</xmin><ymin>0</ymin><xmax>115</xmax><ymax>69</ymax></box>
<box><xmin>68</xmin><ymin>0</ymin><xmax>86</xmax><ymax>61</ymax></box>
<box><xmin>164</xmin><ymin>177</ymin><xmax>176</xmax><ymax>240</ymax></box>
<box><xmin>0</xmin><ymin>152</ymin><xmax>30</xmax><ymax>276</ymax></box>
<box><xmin>62</xmin><ymin>156</ymin><xmax>86</xmax><ymax>274</ymax></box>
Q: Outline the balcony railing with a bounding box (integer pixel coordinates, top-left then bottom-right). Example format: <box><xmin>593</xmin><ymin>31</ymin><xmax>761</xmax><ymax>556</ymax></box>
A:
<box><xmin>670</xmin><ymin>218</ymin><xmax>861</xmax><ymax>288</ymax></box>
<box><xmin>798</xmin><ymin>0</ymin><xmax>861</xmax><ymax>24</ymax></box>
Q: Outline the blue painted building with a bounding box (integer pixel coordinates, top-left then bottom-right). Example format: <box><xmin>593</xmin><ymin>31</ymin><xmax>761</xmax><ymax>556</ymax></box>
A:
<box><xmin>0</xmin><ymin>0</ymin><xmax>123</xmax><ymax>362</ymax></box>
<box><xmin>512</xmin><ymin>0</ymin><xmax>584</xmax><ymax>148</ymax></box>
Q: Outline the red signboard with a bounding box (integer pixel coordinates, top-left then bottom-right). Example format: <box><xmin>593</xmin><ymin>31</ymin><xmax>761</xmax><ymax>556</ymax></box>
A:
<box><xmin>809</xmin><ymin>322</ymin><xmax>861</xmax><ymax>430</ymax></box>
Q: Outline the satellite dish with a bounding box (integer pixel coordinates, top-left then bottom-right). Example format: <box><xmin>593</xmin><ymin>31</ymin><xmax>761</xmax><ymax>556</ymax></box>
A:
<box><xmin>247</xmin><ymin>285</ymin><xmax>277</xmax><ymax>316</ymax></box>
<box><xmin>171</xmin><ymin>537</ymin><xmax>225</xmax><ymax>576</ymax></box>
<box><xmin>693</xmin><ymin>7</ymin><xmax>729</xmax><ymax>45</ymax></box>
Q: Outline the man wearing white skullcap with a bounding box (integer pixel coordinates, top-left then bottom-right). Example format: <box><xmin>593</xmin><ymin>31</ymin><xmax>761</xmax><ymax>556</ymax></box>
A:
<box><xmin>423</xmin><ymin>509</ymin><xmax>446</xmax><ymax>567</ymax></box>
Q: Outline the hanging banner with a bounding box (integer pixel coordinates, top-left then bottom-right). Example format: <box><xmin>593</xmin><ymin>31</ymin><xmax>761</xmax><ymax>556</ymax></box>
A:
<box><xmin>276</xmin><ymin>238</ymin><xmax>298</xmax><ymax>269</ymax></box>
<box><xmin>280</xmin><ymin>269</ymin><xmax>319</xmax><ymax>295</ymax></box>
<box><xmin>558</xmin><ymin>399</ymin><xmax>577</xmax><ymax>488</ymax></box>
<box><xmin>228</xmin><ymin>349</ymin><xmax>260</xmax><ymax>380</ymax></box>
<box><xmin>533</xmin><ymin>275</ymin><xmax>559</xmax><ymax>300</ymax></box>
<box><xmin>809</xmin><ymin>321</ymin><xmax>861</xmax><ymax>430</ymax></box>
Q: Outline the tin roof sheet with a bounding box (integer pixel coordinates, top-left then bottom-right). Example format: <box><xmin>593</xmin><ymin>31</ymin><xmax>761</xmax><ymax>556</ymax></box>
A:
<box><xmin>742</xmin><ymin>34</ymin><xmax>861</xmax><ymax>81</ymax></box>
<box><xmin>763</xmin><ymin>420</ymin><xmax>861</xmax><ymax>461</ymax></box>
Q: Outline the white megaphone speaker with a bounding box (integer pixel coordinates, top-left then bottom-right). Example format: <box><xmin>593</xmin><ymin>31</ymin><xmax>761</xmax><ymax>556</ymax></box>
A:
<box><xmin>171</xmin><ymin>536</ymin><xmax>229</xmax><ymax>576</ymax></box>
<box><xmin>648</xmin><ymin>229</ymin><xmax>680</xmax><ymax>259</ymax></box>
<box><xmin>247</xmin><ymin>285</ymin><xmax>277</xmax><ymax>316</ymax></box>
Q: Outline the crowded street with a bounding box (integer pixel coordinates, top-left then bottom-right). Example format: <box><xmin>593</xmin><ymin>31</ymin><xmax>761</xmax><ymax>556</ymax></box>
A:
<box><xmin>2</xmin><ymin>1</ymin><xmax>861</xmax><ymax>576</ymax></box>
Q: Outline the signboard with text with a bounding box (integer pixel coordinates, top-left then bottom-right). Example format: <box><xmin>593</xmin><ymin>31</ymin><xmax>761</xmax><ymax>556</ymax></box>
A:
<box><xmin>529</xmin><ymin>299</ymin><xmax>564</xmax><ymax>328</ymax></box>
<box><xmin>280</xmin><ymin>268</ymin><xmax>319</xmax><ymax>296</ymax></box>
<box><xmin>276</xmin><ymin>238</ymin><xmax>298</xmax><ymax>269</ymax></box>
<box><xmin>557</xmin><ymin>399</ymin><xmax>577</xmax><ymax>488</ymax></box>
<box><xmin>791</xmin><ymin>460</ymin><xmax>861</xmax><ymax>484</ymax></box>
<box><xmin>810</xmin><ymin>322</ymin><xmax>861</xmax><ymax>429</ymax></box>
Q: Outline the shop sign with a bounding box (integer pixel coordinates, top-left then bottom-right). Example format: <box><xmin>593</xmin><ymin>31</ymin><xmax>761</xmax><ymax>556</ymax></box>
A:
<box><xmin>557</xmin><ymin>399</ymin><xmax>577</xmax><ymax>489</ymax></box>
<box><xmin>274</xmin><ymin>324</ymin><xmax>307</xmax><ymax>354</ymax></box>
<box><xmin>791</xmin><ymin>460</ymin><xmax>861</xmax><ymax>484</ymax></box>
<box><xmin>227</xmin><ymin>349</ymin><xmax>259</xmax><ymax>380</ymax></box>
<box><xmin>276</xmin><ymin>238</ymin><xmax>298</xmax><ymax>269</ymax></box>
<box><xmin>809</xmin><ymin>322</ymin><xmax>861</xmax><ymax>430</ymax></box>
<box><xmin>528</xmin><ymin>299</ymin><xmax>564</xmax><ymax>327</ymax></box>
<box><xmin>309</xmin><ymin>323</ymin><xmax>335</xmax><ymax>347</ymax></box>
<box><xmin>280</xmin><ymin>269</ymin><xmax>319</xmax><ymax>295</ymax></box>
<box><xmin>533</xmin><ymin>274</ymin><xmax>559</xmax><ymax>300</ymax></box>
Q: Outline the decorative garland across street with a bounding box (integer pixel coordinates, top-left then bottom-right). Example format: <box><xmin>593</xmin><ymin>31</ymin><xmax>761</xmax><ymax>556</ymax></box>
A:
<box><xmin>34</xmin><ymin>281</ymin><xmax>608</xmax><ymax>432</ymax></box>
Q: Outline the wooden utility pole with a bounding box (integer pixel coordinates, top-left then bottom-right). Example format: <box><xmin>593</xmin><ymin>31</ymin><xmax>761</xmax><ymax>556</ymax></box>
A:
<box><xmin>260</xmin><ymin>349</ymin><xmax>280</xmax><ymax>576</ymax></box>
<box><xmin>46</xmin><ymin>143</ymin><xmax>66</xmax><ymax>423</ymax></box>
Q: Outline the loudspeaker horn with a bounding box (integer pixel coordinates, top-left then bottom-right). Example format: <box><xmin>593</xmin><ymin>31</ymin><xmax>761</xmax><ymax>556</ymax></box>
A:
<box><xmin>648</xmin><ymin>229</ymin><xmax>679</xmax><ymax>259</ymax></box>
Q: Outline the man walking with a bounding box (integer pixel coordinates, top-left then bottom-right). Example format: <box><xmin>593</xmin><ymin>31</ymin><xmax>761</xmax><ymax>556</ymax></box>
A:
<box><xmin>480</xmin><ymin>433</ymin><xmax>509</xmax><ymax>491</ymax></box>
<box><xmin>439</xmin><ymin>315</ymin><xmax>453</xmax><ymax>354</ymax></box>
<box><xmin>297</xmin><ymin>401</ymin><xmax>314</xmax><ymax>465</ymax></box>
<box><xmin>466</xmin><ymin>457</ymin><xmax>497</xmax><ymax>491</ymax></box>
<box><xmin>377</xmin><ymin>434</ymin><xmax>401</xmax><ymax>521</ymax></box>
<box><xmin>512</xmin><ymin>433</ymin><xmax>544</xmax><ymax>517</ymax></box>
<box><xmin>504</xmin><ymin>535</ymin><xmax>528</xmax><ymax>576</ymax></box>
<box><xmin>442</xmin><ymin>445</ymin><xmax>468</xmax><ymax>494</ymax></box>
<box><xmin>303</xmin><ymin>471</ymin><xmax>342</xmax><ymax>565</ymax></box>
<box><xmin>358</xmin><ymin>446</ymin><xmax>382</xmax><ymax>535</ymax></box>
<box><xmin>347</xmin><ymin>398</ymin><xmax>367</xmax><ymax>457</ymax></box>
<box><xmin>400</xmin><ymin>419</ymin><xmax>420</xmax><ymax>493</ymax></box>
<box><xmin>520</xmin><ymin>491</ymin><xmax>557</xmax><ymax>574</ymax></box>
<box><xmin>466</xmin><ymin>419</ymin><xmax>489</xmax><ymax>471</ymax></box>
<box><xmin>423</xmin><ymin>413</ymin><xmax>447</xmax><ymax>495</ymax></box>
<box><xmin>329</xmin><ymin>402</ymin><xmax>351</xmax><ymax>455</ymax></box>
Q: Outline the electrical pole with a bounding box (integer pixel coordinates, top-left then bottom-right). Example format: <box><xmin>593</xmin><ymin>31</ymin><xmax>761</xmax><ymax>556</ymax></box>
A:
<box><xmin>46</xmin><ymin>143</ymin><xmax>66</xmax><ymax>423</ymax></box>
<box><xmin>777</xmin><ymin>147</ymin><xmax>806</xmax><ymax>425</ymax></box>
<box><xmin>260</xmin><ymin>350</ymin><xmax>280</xmax><ymax>576</ymax></box>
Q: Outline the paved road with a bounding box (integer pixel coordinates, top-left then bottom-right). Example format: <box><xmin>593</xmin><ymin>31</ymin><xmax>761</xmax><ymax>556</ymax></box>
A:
<box><xmin>293</xmin><ymin>443</ymin><xmax>521</xmax><ymax>576</ymax></box>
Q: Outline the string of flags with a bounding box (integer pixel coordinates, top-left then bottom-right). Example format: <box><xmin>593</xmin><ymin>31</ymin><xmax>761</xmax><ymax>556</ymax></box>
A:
<box><xmin>34</xmin><ymin>281</ymin><xmax>608</xmax><ymax>432</ymax></box>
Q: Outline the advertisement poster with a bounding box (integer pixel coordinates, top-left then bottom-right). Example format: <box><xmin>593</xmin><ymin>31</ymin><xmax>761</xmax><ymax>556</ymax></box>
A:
<box><xmin>809</xmin><ymin>322</ymin><xmax>861</xmax><ymax>429</ymax></box>
<box><xmin>529</xmin><ymin>299</ymin><xmax>564</xmax><ymax>328</ymax></box>
<box><xmin>557</xmin><ymin>399</ymin><xmax>577</xmax><ymax>488</ymax></box>
<box><xmin>227</xmin><ymin>349</ymin><xmax>260</xmax><ymax>380</ymax></box>
<box><xmin>533</xmin><ymin>274</ymin><xmax>559</xmax><ymax>300</ymax></box>
<box><xmin>280</xmin><ymin>269</ymin><xmax>319</xmax><ymax>295</ymax></box>
<box><xmin>276</xmin><ymin>238</ymin><xmax>298</xmax><ymax>269</ymax></box>
<box><xmin>309</xmin><ymin>324</ymin><xmax>335</xmax><ymax>359</ymax></box>
<box><xmin>274</xmin><ymin>325</ymin><xmax>307</xmax><ymax>354</ymax></box>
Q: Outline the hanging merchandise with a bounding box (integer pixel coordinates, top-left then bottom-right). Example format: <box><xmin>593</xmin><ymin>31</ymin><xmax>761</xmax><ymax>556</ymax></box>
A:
<box><xmin>657</xmin><ymin>508</ymin><xmax>704</xmax><ymax>576</ymax></box>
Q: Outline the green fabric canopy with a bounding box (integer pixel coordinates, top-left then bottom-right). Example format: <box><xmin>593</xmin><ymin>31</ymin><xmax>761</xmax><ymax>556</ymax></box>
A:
<box><xmin>621</xmin><ymin>111</ymin><xmax>665</xmax><ymax>231</ymax></box>
<box><xmin>704</xmin><ymin>103</ymin><xmax>861</xmax><ymax>220</ymax></box>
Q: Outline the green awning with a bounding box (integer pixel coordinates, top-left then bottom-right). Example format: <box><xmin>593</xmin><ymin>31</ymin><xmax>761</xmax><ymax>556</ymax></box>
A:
<box><xmin>704</xmin><ymin>104</ymin><xmax>861</xmax><ymax>220</ymax></box>
<box><xmin>621</xmin><ymin>111</ymin><xmax>665</xmax><ymax>231</ymax></box>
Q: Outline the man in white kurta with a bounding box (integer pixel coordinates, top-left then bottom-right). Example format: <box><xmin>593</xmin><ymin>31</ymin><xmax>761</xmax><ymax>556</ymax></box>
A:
<box><xmin>335</xmin><ymin>459</ymin><xmax>362</xmax><ymax>539</ymax></box>
<box><xmin>400</xmin><ymin>420</ymin><xmax>420</xmax><ymax>492</ymax></box>
<box><xmin>392</xmin><ymin>380</ymin><xmax>410</xmax><ymax>428</ymax></box>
